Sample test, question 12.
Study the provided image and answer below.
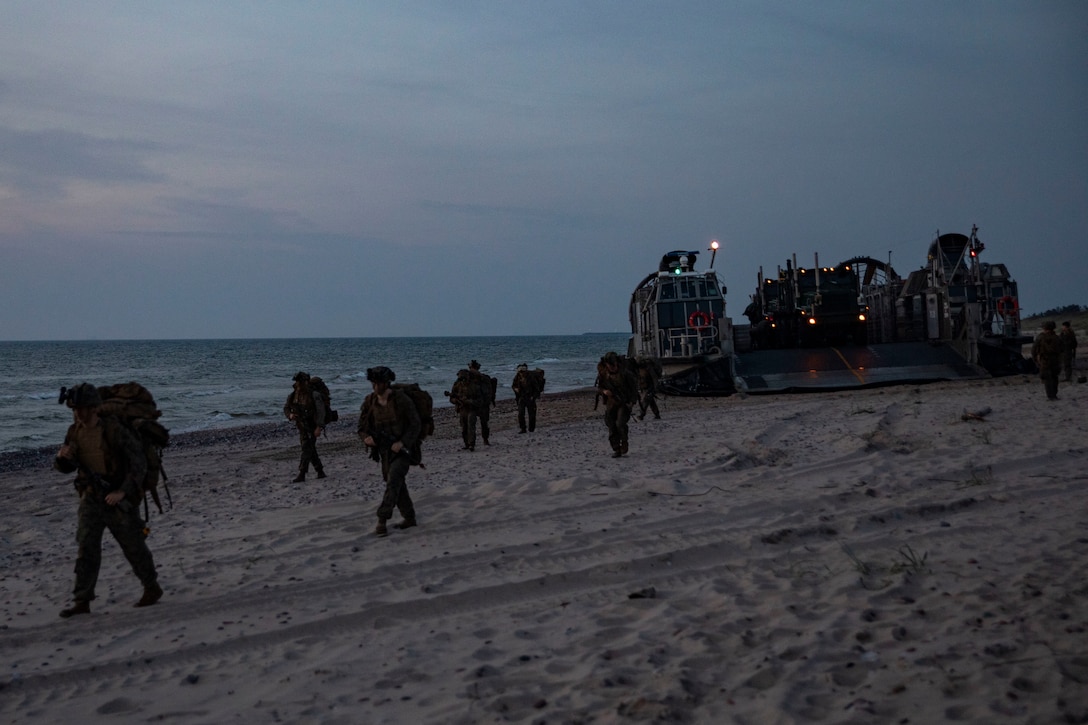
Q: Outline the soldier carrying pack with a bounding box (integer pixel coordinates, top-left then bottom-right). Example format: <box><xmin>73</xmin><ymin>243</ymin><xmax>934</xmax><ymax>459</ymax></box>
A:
<box><xmin>308</xmin><ymin>376</ymin><xmax>339</xmax><ymax>424</ymax></box>
<box><xmin>59</xmin><ymin>381</ymin><xmax>172</xmax><ymax>518</ymax></box>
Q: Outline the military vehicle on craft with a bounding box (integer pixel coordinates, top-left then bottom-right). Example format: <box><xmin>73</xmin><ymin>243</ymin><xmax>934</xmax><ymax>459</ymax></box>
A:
<box><xmin>744</xmin><ymin>255</ymin><xmax>868</xmax><ymax>349</ymax></box>
<box><xmin>628</xmin><ymin>249</ymin><xmax>736</xmax><ymax>395</ymax></box>
<box><xmin>855</xmin><ymin>225</ymin><xmax>1031</xmax><ymax>375</ymax></box>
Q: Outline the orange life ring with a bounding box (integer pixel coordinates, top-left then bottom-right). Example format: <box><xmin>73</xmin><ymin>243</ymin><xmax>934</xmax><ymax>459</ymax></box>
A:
<box><xmin>688</xmin><ymin>310</ymin><xmax>712</xmax><ymax>329</ymax></box>
<box><xmin>997</xmin><ymin>296</ymin><xmax>1018</xmax><ymax>315</ymax></box>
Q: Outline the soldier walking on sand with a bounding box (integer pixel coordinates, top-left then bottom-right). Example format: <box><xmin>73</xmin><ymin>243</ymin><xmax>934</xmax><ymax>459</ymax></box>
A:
<box><xmin>1031</xmin><ymin>321</ymin><xmax>1063</xmax><ymax>401</ymax></box>
<box><xmin>358</xmin><ymin>366</ymin><xmax>421</xmax><ymax>536</ymax></box>
<box><xmin>446</xmin><ymin>360</ymin><xmax>495</xmax><ymax>450</ymax></box>
<box><xmin>512</xmin><ymin>363</ymin><xmax>542</xmax><ymax>433</ymax></box>
<box><xmin>1059</xmin><ymin>321</ymin><xmax>1077</xmax><ymax>383</ymax></box>
<box><xmin>54</xmin><ymin>383</ymin><xmax>162</xmax><ymax>618</ymax></box>
<box><xmin>448</xmin><ymin>368</ymin><xmax>482</xmax><ymax>451</ymax></box>
<box><xmin>636</xmin><ymin>357</ymin><xmax>661</xmax><ymax>421</ymax></box>
<box><xmin>597</xmin><ymin>351</ymin><xmax>639</xmax><ymax>457</ymax></box>
<box><xmin>467</xmin><ymin>360</ymin><xmax>495</xmax><ymax>445</ymax></box>
<box><xmin>284</xmin><ymin>371</ymin><xmax>326</xmax><ymax>482</ymax></box>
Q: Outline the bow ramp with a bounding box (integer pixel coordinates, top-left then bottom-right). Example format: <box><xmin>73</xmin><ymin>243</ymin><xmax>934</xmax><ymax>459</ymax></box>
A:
<box><xmin>735</xmin><ymin>342</ymin><xmax>986</xmax><ymax>393</ymax></box>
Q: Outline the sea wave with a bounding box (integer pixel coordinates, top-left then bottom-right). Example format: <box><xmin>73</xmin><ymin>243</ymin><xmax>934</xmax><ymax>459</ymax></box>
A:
<box><xmin>176</xmin><ymin>386</ymin><xmax>243</xmax><ymax>398</ymax></box>
<box><xmin>0</xmin><ymin>334</ymin><xmax>627</xmax><ymax>452</ymax></box>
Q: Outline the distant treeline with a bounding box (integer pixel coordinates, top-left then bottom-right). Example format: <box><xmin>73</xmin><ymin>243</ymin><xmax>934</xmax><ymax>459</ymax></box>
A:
<box><xmin>1032</xmin><ymin>304</ymin><xmax>1086</xmax><ymax>318</ymax></box>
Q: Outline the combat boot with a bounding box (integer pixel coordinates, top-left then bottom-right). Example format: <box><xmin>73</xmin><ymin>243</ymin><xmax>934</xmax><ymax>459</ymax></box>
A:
<box><xmin>316</xmin><ymin>467</ymin><xmax>327</xmax><ymax>479</ymax></box>
<box><xmin>60</xmin><ymin>600</ymin><xmax>90</xmax><ymax>618</ymax></box>
<box><xmin>375</xmin><ymin>519</ymin><xmax>388</xmax><ymax>537</ymax></box>
<box><xmin>395</xmin><ymin>518</ymin><xmax>417</xmax><ymax>530</ymax></box>
<box><xmin>136</xmin><ymin>583</ymin><xmax>163</xmax><ymax>608</ymax></box>
<box><xmin>292</xmin><ymin>473</ymin><xmax>306</xmax><ymax>483</ymax></box>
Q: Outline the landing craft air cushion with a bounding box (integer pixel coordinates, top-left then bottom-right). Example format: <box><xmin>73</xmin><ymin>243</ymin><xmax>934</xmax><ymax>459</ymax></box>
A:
<box><xmin>628</xmin><ymin>248</ymin><xmax>737</xmax><ymax>395</ymax></box>
<box><xmin>634</xmin><ymin>228</ymin><xmax>1030</xmax><ymax>396</ymax></box>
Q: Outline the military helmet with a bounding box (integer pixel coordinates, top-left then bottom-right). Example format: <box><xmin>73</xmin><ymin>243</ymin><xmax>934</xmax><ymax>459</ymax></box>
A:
<box><xmin>603</xmin><ymin>351</ymin><xmax>620</xmax><ymax>365</ymax></box>
<box><xmin>366</xmin><ymin>366</ymin><xmax>396</xmax><ymax>384</ymax></box>
<box><xmin>65</xmin><ymin>382</ymin><xmax>102</xmax><ymax>409</ymax></box>
<box><xmin>469</xmin><ymin>360</ymin><xmax>481</xmax><ymax>370</ymax></box>
<box><xmin>293</xmin><ymin>371</ymin><xmax>310</xmax><ymax>383</ymax></box>
<box><xmin>517</xmin><ymin>363</ymin><xmax>528</xmax><ymax>372</ymax></box>
<box><xmin>1043</xmin><ymin>321</ymin><xmax>1057</xmax><ymax>330</ymax></box>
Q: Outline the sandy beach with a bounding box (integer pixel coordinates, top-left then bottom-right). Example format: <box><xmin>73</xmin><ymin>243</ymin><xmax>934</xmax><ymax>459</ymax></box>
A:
<box><xmin>1</xmin><ymin>374</ymin><xmax>1086</xmax><ymax>724</ymax></box>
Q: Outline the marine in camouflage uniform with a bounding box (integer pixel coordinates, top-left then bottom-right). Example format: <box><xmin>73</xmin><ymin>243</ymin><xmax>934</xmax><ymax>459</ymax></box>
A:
<box><xmin>598</xmin><ymin>352</ymin><xmax>639</xmax><ymax>457</ymax></box>
<box><xmin>448</xmin><ymin>368</ymin><xmax>484</xmax><ymax>451</ymax></box>
<box><xmin>284</xmin><ymin>371</ymin><xmax>326</xmax><ymax>482</ymax></box>
<box><xmin>358</xmin><ymin>366</ymin><xmax>421</xmax><ymax>536</ymax></box>
<box><xmin>468</xmin><ymin>360</ymin><xmax>493</xmax><ymax>445</ymax></box>
<box><xmin>636</xmin><ymin>358</ymin><xmax>661</xmax><ymax>421</ymax></box>
<box><xmin>54</xmin><ymin>383</ymin><xmax>162</xmax><ymax>618</ymax></box>
<box><xmin>1031</xmin><ymin>321</ymin><xmax>1063</xmax><ymax>401</ymax></box>
<box><xmin>512</xmin><ymin>363</ymin><xmax>539</xmax><ymax>433</ymax></box>
<box><xmin>1059</xmin><ymin>321</ymin><xmax>1077</xmax><ymax>383</ymax></box>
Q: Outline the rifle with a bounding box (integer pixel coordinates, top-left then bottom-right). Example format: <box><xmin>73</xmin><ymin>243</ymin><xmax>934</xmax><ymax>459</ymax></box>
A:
<box><xmin>364</xmin><ymin>429</ymin><xmax>399</xmax><ymax>462</ymax></box>
<box><xmin>71</xmin><ymin>462</ymin><xmax>133</xmax><ymax>512</ymax></box>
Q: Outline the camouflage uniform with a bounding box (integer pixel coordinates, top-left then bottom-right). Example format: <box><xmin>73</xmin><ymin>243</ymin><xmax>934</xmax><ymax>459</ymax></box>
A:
<box><xmin>636</xmin><ymin>360</ymin><xmax>661</xmax><ymax>421</ymax></box>
<box><xmin>598</xmin><ymin>353</ymin><xmax>639</xmax><ymax>457</ymax></box>
<box><xmin>512</xmin><ymin>366</ymin><xmax>539</xmax><ymax>433</ymax></box>
<box><xmin>1059</xmin><ymin>323</ymin><xmax>1077</xmax><ymax>382</ymax></box>
<box><xmin>358</xmin><ymin>385</ymin><xmax>421</xmax><ymax>525</ymax></box>
<box><xmin>449</xmin><ymin>370</ymin><xmax>482</xmax><ymax>450</ymax></box>
<box><xmin>1031</xmin><ymin>323</ymin><xmax>1063</xmax><ymax>400</ymax></box>
<box><xmin>467</xmin><ymin>362</ymin><xmax>494</xmax><ymax>445</ymax></box>
<box><xmin>55</xmin><ymin>412</ymin><xmax>159</xmax><ymax>607</ymax></box>
<box><xmin>284</xmin><ymin>374</ymin><xmax>326</xmax><ymax>481</ymax></box>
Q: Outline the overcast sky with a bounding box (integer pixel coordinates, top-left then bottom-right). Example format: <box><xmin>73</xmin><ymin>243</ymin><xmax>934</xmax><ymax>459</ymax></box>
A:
<box><xmin>1</xmin><ymin>1</ymin><xmax>1085</xmax><ymax>340</ymax></box>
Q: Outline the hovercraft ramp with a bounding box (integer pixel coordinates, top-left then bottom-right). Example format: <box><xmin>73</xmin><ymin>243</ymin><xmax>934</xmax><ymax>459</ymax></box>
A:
<box><xmin>735</xmin><ymin>341</ymin><xmax>986</xmax><ymax>393</ymax></box>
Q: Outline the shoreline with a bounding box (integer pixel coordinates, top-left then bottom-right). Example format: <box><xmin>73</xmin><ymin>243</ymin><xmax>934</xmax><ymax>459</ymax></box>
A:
<box><xmin>0</xmin><ymin>387</ymin><xmax>608</xmax><ymax>474</ymax></box>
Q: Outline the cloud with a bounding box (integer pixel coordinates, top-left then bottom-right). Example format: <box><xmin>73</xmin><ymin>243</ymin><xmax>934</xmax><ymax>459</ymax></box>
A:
<box><xmin>0</xmin><ymin>125</ymin><xmax>164</xmax><ymax>198</ymax></box>
<box><xmin>0</xmin><ymin>2</ymin><xmax>1085</xmax><ymax>340</ymax></box>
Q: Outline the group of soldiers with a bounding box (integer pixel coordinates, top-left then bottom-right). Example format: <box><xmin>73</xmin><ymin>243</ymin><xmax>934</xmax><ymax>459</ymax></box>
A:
<box><xmin>50</xmin><ymin>353</ymin><xmax>661</xmax><ymax>619</ymax></box>
<box><xmin>445</xmin><ymin>360</ymin><xmax>549</xmax><ymax>450</ymax></box>
<box><xmin>50</xmin><ymin>323</ymin><xmax>1079</xmax><ymax>620</ymax></box>
<box><xmin>1031</xmin><ymin>320</ymin><xmax>1079</xmax><ymax>401</ymax></box>
<box><xmin>594</xmin><ymin>352</ymin><xmax>662</xmax><ymax>458</ymax></box>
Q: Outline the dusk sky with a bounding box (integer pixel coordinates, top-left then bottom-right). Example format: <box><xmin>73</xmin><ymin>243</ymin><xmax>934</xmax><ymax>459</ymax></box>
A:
<box><xmin>2</xmin><ymin>1</ymin><xmax>1085</xmax><ymax>340</ymax></box>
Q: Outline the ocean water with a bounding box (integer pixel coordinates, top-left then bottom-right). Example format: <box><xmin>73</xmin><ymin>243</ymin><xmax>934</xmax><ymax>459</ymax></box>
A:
<box><xmin>0</xmin><ymin>335</ymin><xmax>628</xmax><ymax>454</ymax></box>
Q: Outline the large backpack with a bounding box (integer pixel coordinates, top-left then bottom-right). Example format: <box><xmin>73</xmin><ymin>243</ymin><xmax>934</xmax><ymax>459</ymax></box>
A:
<box><xmin>469</xmin><ymin>371</ymin><xmax>497</xmax><ymax>408</ymax></box>
<box><xmin>308</xmin><ymin>376</ymin><xmax>339</xmax><ymax>423</ymax></box>
<box><xmin>95</xmin><ymin>382</ymin><xmax>171</xmax><ymax>517</ymax></box>
<box><xmin>364</xmin><ymin>383</ymin><xmax>433</xmax><ymax>467</ymax></box>
<box><xmin>392</xmin><ymin>383</ymin><xmax>435</xmax><ymax>441</ymax></box>
<box><xmin>515</xmin><ymin>368</ymin><xmax>546</xmax><ymax>398</ymax></box>
<box><xmin>529</xmin><ymin>369</ymin><xmax>546</xmax><ymax>397</ymax></box>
